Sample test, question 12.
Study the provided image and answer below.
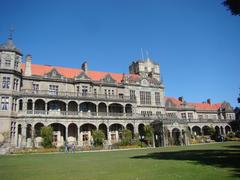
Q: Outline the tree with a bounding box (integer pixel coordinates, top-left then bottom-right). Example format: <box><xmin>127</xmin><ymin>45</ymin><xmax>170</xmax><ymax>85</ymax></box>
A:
<box><xmin>41</xmin><ymin>126</ymin><xmax>53</xmax><ymax>148</ymax></box>
<box><xmin>144</xmin><ymin>125</ymin><xmax>153</xmax><ymax>146</ymax></box>
<box><xmin>92</xmin><ymin>130</ymin><xmax>105</xmax><ymax>146</ymax></box>
<box><xmin>121</xmin><ymin>129</ymin><xmax>133</xmax><ymax>145</ymax></box>
<box><xmin>223</xmin><ymin>0</ymin><xmax>240</xmax><ymax>16</ymax></box>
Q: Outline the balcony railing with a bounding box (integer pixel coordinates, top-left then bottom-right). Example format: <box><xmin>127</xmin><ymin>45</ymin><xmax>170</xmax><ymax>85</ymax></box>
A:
<box><xmin>20</xmin><ymin>110</ymin><xmax>233</xmax><ymax>123</ymax></box>
<box><xmin>23</xmin><ymin>110</ymin><xmax>133</xmax><ymax>117</ymax></box>
<box><xmin>19</xmin><ymin>89</ymin><xmax>136</xmax><ymax>103</ymax></box>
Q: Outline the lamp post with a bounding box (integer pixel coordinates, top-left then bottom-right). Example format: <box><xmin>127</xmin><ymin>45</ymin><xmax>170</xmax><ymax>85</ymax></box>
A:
<box><xmin>139</xmin><ymin>135</ymin><xmax>144</xmax><ymax>147</ymax></box>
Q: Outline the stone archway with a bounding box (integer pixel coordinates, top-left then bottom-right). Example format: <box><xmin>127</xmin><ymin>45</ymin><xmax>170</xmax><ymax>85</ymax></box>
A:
<box><xmin>202</xmin><ymin>126</ymin><xmax>211</xmax><ymax>136</ymax></box>
<box><xmin>215</xmin><ymin>126</ymin><xmax>220</xmax><ymax>136</ymax></box>
<box><xmin>192</xmin><ymin>126</ymin><xmax>201</xmax><ymax>136</ymax></box>
<box><xmin>109</xmin><ymin>123</ymin><xmax>124</xmax><ymax>143</ymax></box>
<box><xmin>80</xmin><ymin>123</ymin><xmax>97</xmax><ymax>146</ymax></box>
<box><xmin>225</xmin><ymin>125</ymin><xmax>231</xmax><ymax>134</ymax></box>
<box><xmin>34</xmin><ymin>123</ymin><xmax>44</xmax><ymax>147</ymax></box>
<box><xmin>126</xmin><ymin>123</ymin><xmax>134</xmax><ymax>138</ymax></box>
<box><xmin>49</xmin><ymin>123</ymin><xmax>66</xmax><ymax>147</ymax></box>
<box><xmin>99</xmin><ymin>123</ymin><xmax>108</xmax><ymax>140</ymax></box>
<box><xmin>68</xmin><ymin>123</ymin><xmax>78</xmax><ymax>144</ymax></box>
<box><xmin>172</xmin><ymin>128</ymin><xmax>181</xmax><ymax>146</ymax></box>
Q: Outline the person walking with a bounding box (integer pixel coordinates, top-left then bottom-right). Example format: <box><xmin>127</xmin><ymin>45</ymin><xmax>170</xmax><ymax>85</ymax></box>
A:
<box><xmin>71</xmin><ymin>143</ymin><xmax>76</xmax><ymax>153</ymax></box>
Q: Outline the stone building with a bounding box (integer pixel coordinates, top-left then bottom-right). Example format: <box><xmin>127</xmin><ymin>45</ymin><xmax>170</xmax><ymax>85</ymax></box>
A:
<box><xmin>0</xmin><ymin>36</ymin><xmax>236</xmax><ymax>150</ymax></box>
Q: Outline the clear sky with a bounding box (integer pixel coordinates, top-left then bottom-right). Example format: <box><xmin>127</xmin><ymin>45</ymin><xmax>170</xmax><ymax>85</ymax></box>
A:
<box><xmin>0</xmin><ymin>0</ymin><xmax>239</xmax><ymax>107</ymax></box>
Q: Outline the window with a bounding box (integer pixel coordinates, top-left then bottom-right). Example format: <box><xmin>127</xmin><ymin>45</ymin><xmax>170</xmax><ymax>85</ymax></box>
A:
<box><xmin>5</xmin><ymin>59</ymin><xmax>11</xmax><ymax>67</ymax></box>
<box><xmin>2</xmin><ymin>77</ymin><xmax>10</xmax><ymax>89</ymax></box>
<box><xmin>1</xmin><ymin>97</ymin><xmax>9</xmax><ymax>110</ymax></box>
<box><xmin>32</xmin><ymin>83</ymin><xmax>39</xmax><ymax>93</ymax></box>
<box><xmin>112</xmin><ymin>90</ymin><xmax>114</xmax><ymax>95</ymax></box>
<box><xmin>141</xmin><ymin>111</ymin><xmax>152</xmax><ymax>117</ymax></box>
<box><xmin>181</xmin><ymin>113</ymin><xmax>186</xmax><ymax>119</ymax></box>
<box><xmin>13</xmin><ymin>78</ymin><xmax>19</xmax><ymax>90</ymax></box>
<box><xmin>77</xmin><ymin>86</ymin><xmax>80</xmax><ymax>95</ymax></box>
<box><xmin>94</xmin><ymin>88</ymin><xmax>97</xmax><ymax>95</ymax></box>
<box><xmin>49</xmin><ymin>85</ymin><xmax>58</xmax><ymax>95</ymax></box>
<box><xmin>12</xmin><ymin>98</ymin><xmax>17</xmax><ymax>111</ymax></box>
<box><xmin>108</xmin><ymin>89</ymin><xmax>111</xmax><ymax>96</ymax></box>
<box><xmin>140</xmin><ymin>91</ymin><xmax>151</xmax><ymax>105</ymax></box>
<box><xmin>156</xmin><ymin>111</ymin><xmax>162</xmax><ymax>116</ymax></box>
<box><xmin>130</xmin><ymin>90</ymin><xmax>135</xmax><ymax>100</ymax></box>
<box><xmin>188</xmin><ymin>113</ymin><xmax>193</xmax><ymax>119</ymax></box>
<box><xmin>82</xmin><ymin>86</ymin><xmax>88</xmax><ymax>96</ymax></box>
<box><xmin>14</xmin><ymin>57</ymin><xmax>19</xmax><ymax>70</ymax></box>
<box><xmin>198</xmin><ymin>115</ymin><xmax>203</xmax><ymax>119</ymax></box>
<box><xmin>155</xmin><ymin>92</ymin><xmax>160</xmax><ymax>105</ymax></box>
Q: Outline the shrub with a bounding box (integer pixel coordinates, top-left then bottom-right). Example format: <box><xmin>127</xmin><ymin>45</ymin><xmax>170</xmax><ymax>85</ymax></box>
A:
<box><xmin>121</xmin><ymin>129</ymin><xmax>133</xmax><ymax>146</ymax></box>
<box><xmin>227</xmin><ymin>132</ymin><xmax>235</xmax><ymax>138</ymax></box>
<box><xmin>144</xmin><ymin>125</ymin><xmax>153</xmax><ymax>146</ymax></box>
<box><xmin>235</xmin><ymin>131</ymin><xmax>240</xmax><ymax>138</ymax></box>
<box><xmin>92</xmin><ymin>130</ymin><xmax>105</xmax><ymax>146</ymax></box>
<box><xmin>41</xmin><ymin>126</ymin><xmax>53</xmax><ymax>148</ymax></box>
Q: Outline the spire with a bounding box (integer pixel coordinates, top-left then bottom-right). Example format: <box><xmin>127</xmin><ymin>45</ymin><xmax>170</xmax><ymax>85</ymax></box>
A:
<box><xmin>0</xmin><ymin>28</ymin><xmax>21</xmax><ymax>54</ymax></box>
<box><xmin>8</xmin><ymin>27</ymin><xmax>15</xmax><ymax>40</ymax></box>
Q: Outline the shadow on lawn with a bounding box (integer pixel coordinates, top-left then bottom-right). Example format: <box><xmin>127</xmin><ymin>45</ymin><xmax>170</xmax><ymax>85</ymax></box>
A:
<box><xmin>131</xmin><ymin>145</ymin><xmax>240</xmax><ymax>177</ymax></box>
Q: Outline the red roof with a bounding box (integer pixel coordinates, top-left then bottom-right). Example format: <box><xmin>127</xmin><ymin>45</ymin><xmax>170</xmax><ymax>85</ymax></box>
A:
<box><xmin>188</xmin><ymin>102</ymin><xmax>222</xmax><ymax>111</ymax></box>
<box><xmin>22</xmin><ymin>64</ymin><xmax>139</xmax><ymax>83</ymax></box>
<box><xmin>165</xmin><ymin>97</ymin><xmax>222</xmax><ymax>111</ymax></box>
<box><xmin>165</xmin><ymin>97</ymin><xmax>183</xmax><ymax>107</ymax></box>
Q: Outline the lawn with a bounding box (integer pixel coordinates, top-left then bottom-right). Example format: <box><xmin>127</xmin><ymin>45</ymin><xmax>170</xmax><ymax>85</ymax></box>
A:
<box><xmin>0</xmin><ymin>142</ymin><xmax>240</xmax><ymax>180</ymax></box>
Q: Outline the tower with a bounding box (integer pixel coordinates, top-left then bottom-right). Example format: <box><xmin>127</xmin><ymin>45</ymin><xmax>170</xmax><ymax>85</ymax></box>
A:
<box><xmin>0</xmin><ymin>34</ymin><xmax>23</xmax><ymax>144</ymax></box>
<box><xmin>129</xmin><ymin>58</ymin><xmax>161</xmax><ymax>81</ymax></box>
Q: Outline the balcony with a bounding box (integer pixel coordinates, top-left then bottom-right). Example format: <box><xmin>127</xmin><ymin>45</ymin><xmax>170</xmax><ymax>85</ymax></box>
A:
<box><xmin>20</xmin><ymin>110</ymin><xmax>133</xmax><ymax>118</ymax></box>
<box><xmin>19</xmin><ymin>89</ymin><xmax>136</xmax><ymax>103</ymax></box>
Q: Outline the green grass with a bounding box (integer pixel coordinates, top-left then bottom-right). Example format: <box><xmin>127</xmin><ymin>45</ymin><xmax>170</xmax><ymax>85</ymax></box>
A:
<box><xmin>0</xmin><ymin>142</ymin><xmax>240</xmax><ymax>180</ymax></box>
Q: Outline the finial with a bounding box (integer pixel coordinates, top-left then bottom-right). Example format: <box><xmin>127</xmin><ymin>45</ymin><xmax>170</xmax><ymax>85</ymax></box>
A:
<box><xmin>8</xmin><ymin>27</ymin><xmax>15</xmax><ymax>40</ymax></box>
<box><xmin>141</xmin><ymin>48</ymin><xmax>144</xmax><ymax>61</ymax></box>
<box><xmin>146</xmin><ymin>50</ymin><xmax>150</xmax><ymax>61</ymax></box>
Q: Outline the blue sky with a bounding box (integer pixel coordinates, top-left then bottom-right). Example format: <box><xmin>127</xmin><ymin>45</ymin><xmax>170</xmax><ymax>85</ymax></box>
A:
<box><xmin>0</xmin><ymin>0</ymin><xmax>239</xmax><ymax>107</ymax></box>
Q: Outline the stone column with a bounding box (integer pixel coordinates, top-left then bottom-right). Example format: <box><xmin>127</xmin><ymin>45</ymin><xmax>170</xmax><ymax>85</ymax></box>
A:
<box><xmin>32</xmin><ymin>101</ymin><xmax>35</xmax><ymax>114</ymax></box>
<box><xmin>65</xmin><ymin>126</ymin><xmax>68</xmax><ymax>142</ymax></box>
<box><xmin>77</xmin><ymin>126</ymin><xmax>80</xmax><ymax>146</ymax></box>
<box><xmin>79</xmin><ymin>131</ymin><xmax>83</xmax><ymax>146</ymax></box>
<box><xmin>116</xmin><ymin>131</ymin><xmax>119</xmax><ymax>142</ymax></box>
<box><xmin>88</xmin><ymin>131</ymin><xmax>91</xmax><ymax>145</ymax></box>
<box><xmin>31</xmin><ymin>125</ymin><xmax>35</xmax><ymax>147</ymax></box>
<box><xmin>21</xmin><ymin>124</ymin><xmax>27</xmax><ymax>147</ymax></box>
<box><xmin>134</xmin><ymin>125</ymin><xmax>138</xmax><ymax>135</ymax></box>
<box><xmin>108</xmin><ymin>130</ymin><xmax>111</xmax><ymax>145</ymax></box>
<box><xmin>45</xmin><ymin>102</ymin><xmax>48</xmax><ymax>115</ymax></box>
<box><xmin>66</xmin><ymin>104</ymin><xmax>68</xmax><ymax>114</ymax></box>
<box><xmin>14</xmin><ymin>123</ymin><xmax>18</xmax><ymax>147</ymax></box>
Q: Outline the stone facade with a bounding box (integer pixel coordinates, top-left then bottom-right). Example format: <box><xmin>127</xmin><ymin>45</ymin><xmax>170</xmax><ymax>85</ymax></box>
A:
<box><xmin>0</xmin><ymin>37</ymin><xmax>236</xmax><ymax>149</ymax></box>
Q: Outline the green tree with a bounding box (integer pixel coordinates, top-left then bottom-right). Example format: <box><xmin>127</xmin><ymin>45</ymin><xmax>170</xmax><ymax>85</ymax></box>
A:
<box><xmin>208</xmin><ymin>126</ymin><xmax>217</xmax><ymax>140</ymax></box>
<box><xmin>41</xmin><ymin>126</ymin><xmax>53</xmax><ymax>148</ymax></box>
<box><xmin>144</xmin><ymin>125</ymin><xmax>153</xmax><ymax>146</ymax></box>
<box><xmin>92</xmin><ymin>130</ymin><xmax>105</xmax><ymax>146</ymax></box>
<box><xmin>223</xmin><ymin>0</ymin><xmax>240</xmax><ymax>16</ymax></box>
<box><xmin>121</xmin><ymin>129</ymin><xmax>133</xmax><ymax>145</ymax></box>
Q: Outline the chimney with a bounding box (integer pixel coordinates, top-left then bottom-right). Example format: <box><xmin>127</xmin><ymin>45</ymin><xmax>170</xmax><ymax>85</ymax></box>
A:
<box><xmin>178</xmin><ymin>96</ymin><xmax>184</xmax><ymax>102</ymax></box>
<box><xmin>81</xmin><ymin>61</ymin><xmax>88</xmax><ymax>73</ymax></box>
<box><xmin>207</xmin><ymin>98</ymin><xmax>211</xmax><ymax>105</ymax></box>
<box><xmin>25</xmin><ymin>55</ymin><xmax>32</xmax><ymax>76</ymax></box>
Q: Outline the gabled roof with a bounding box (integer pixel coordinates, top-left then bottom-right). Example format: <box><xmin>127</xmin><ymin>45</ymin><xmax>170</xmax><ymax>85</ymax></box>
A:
<box><xmin>188</xmin><ymin>102</ymin><xmax>222</xmax><ymax>111</ymax></box>
<box><xmin>165</xmin><ymin>97</ymin><xmax>222</xmax><ymax>111</ymax></box>
<box><xmin>21</xmin><ymin>64</ymin><xmax>140</xmax><ymax>83</ymax></box>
